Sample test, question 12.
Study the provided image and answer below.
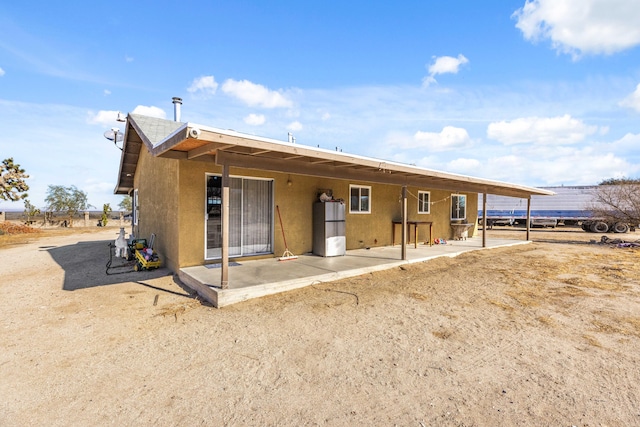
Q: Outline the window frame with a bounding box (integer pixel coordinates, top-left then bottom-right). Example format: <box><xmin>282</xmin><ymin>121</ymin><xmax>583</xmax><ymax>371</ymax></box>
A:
<box><xmin>204</xmin><ymin>173</ymin><xmax>274</xmax><ymax>260</ymax></box>
<box><xmin>450</xmin><ymin>193</ymin><xmax>467</xmax><ymax>220</ymax></box>
<box><xmin>349</xmin><ymin>184</ymin><xmax>372</xmax><ymax>214</ymax></box>
<box><xmin>132</xmin><ymin>189</ymin><xmax>139</xmax><ymax>226</ymax></box>
<box><xmin>417</xmin><ymin>191</ymin><xmax>430</xmax><ymax>214</ymax></box>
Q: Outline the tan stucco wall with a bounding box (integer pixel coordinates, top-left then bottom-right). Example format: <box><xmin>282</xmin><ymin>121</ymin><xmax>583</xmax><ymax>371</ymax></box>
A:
<box><xmin>174</xmin><ymin>163</ymin><xmax>319</xmax><ymax>267</ymax></box>
<box><xmin>134</xmin><ymin>151</ymin><xmax>479</xmax><ymax>269</ymax></box>
<box><xmin>134</xmin><ymin>149</ymin><xmax>181</xmax><ymax>271</ymax></box>
<box><xmin>176</xmin><ymin>160</ymin><xmax>216</xmax><ymax>268</ymax></box>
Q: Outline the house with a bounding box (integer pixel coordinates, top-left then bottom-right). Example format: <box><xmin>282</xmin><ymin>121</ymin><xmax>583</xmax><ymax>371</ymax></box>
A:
<box><xmin>115</xmin><ymin>100</ymin><xmax>553</xmax><ymax>298</ymax></box>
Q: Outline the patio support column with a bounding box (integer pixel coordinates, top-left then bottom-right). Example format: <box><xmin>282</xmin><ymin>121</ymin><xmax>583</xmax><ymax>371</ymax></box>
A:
<box><xmin>526</xmin><ymin>196</ymin><xmax>531</xmax><ymax>241</ymax></box>
<box><xmin>482</xmin><ymin>192</ymin><xmax>487</xmax><ymax>248</ymax></box>
<box><xmin>401</xmin><ymin>186</ymin><xmax>407</xmax><ymax>260</ymax></box>
<box><xmin>221</xmin><ymin>164</ymin><xmax>230</xmax><ymax>289</ymax></box>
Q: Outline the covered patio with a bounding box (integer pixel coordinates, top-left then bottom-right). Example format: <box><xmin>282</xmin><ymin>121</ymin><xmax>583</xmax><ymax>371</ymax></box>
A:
<box><xmin>116</xmin><ymin>110</ymin><xmax>554</xmax><ymax>308</ymax></box>
<box><xmin>178</xmin><ymin>234</ymin><xmax>527</xmax><ymax>307</ymax></box>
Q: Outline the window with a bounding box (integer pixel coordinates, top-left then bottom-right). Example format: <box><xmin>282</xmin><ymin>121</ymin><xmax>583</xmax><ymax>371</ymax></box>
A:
<box><xmin>205</xmin><ymin>174</ymin><xmax>273</xmax><ymax>259</ymax></box>
<box><xmin>418</xmin><ymin>191</ymin><xmax>430</xmax><ymax>214</ymax></box>
<box><xmin>132</xmin><ymin>189</ymin><xmax>139</xmax><ymax>225</ymax></box>
<box><xmin>451</xmin><ymin>194</ymin><xmax>467</xmax><ymax>220</ymax></box>
<box><xmin>350</xmin><ymin>185</ymin><xmax>371</xmax><ymax>213</ymax></box>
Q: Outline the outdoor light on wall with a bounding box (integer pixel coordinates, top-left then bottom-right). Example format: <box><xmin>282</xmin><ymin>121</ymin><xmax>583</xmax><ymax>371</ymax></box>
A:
<box><xmin>287</xmin><ymin>176</ymin><xmax>293</xmax><ymax>187</ymax></box>
<box><xmin>104</xmin><ymin>127</ymin><xmax>124</xmax><ymax>151</ymax></box>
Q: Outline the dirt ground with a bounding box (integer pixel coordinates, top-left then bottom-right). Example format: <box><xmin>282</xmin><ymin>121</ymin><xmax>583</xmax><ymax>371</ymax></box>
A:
<box><xmin>1</xmin><ymin>225</ymin><xmax>640</xmax><ymax>426</ymax></box>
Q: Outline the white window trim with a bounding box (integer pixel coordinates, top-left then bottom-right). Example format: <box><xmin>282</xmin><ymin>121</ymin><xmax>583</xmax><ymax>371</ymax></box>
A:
<box><xmin>132</xmin><ymin>189</ymin><xmax>139</xmax><ymax>226</ymax></box>
<box><xmin>451</xmin><ymin>193</ymin><xmax>467</xmax><ymax>220</ymax></box>
<box><xmin>349</xmin><ymin>184</ymin><xmax>372</xmax><ymax>214</ymax></box>
<box><xmin>418</xmin><ymin>190</ymin><xmax>430</xmax><ymax>214</ymax></box>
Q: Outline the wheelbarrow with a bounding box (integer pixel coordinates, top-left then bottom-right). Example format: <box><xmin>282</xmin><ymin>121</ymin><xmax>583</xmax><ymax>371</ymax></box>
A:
<box><xmin>133</xmin><ymin>247</ymin><xmax>162</xmax><ymax>271</ymax></box>
<box><xmin>133</xmin><ymin>234</ymin><xmax>161</xmax><ymax>271</ymax></box>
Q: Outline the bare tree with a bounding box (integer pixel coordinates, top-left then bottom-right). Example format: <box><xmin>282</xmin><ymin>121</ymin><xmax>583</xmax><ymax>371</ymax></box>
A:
<box><xmin>0</xmin><ymin>158</ymin><xmax>29</xmax><ymax>202</ymax></box>
<box><xmin>589</xmin><ymin>179</ymin><xmax>640</xmax><ymax>227</ymax></box>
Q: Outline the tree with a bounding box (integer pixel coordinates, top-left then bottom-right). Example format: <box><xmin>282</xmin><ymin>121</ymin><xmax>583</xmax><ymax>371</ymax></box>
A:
<box><xmin>118</xmin><ymin>195</ymin><xmax>132</xmax><ymax>212</ymax></box>
<box><xmin>23</xmin><ymin>199</ymin><xmax>41</xmax><ymax>224</ymax></box>
<box><xmin>101</xmin><ymin>203</ymin><xmax>112</xmax><ymax>227</ymax></box>
<box><xmin>598</xmin><ymin>177</ymin><xmax>640</xmax><ymax>186</ymax></box>
<box><xmin>45</xmin><ymin>185</ymin><xmax>92</xmax><ymax>227</ymax></box>
<box><xmin>590</xmin><ymin>179</ymin><xmax>640</xmax><ymax>227</ymax></box>
<box><xmin>0</xmin><ymin>158</ymin><xmax>29</xmax><ymax>202</ymax></box>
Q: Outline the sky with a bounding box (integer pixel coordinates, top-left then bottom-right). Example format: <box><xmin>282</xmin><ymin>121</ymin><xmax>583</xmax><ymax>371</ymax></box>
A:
<box><xmin>1</xmin><ymin>0</ymin><xmax>640</xmax><ymax>211</ymax></box>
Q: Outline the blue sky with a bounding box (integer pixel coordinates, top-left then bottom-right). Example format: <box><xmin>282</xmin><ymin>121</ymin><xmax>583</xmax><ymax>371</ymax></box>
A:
<box><xmin>2</xmin><ymin>0</ymin><xmax>640</xmax><ymax>211</ymax></box>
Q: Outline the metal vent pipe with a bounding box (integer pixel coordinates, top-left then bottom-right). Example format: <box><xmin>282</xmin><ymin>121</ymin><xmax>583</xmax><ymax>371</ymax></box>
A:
<box><xmin>172</xmin><ymin>97</ymin><xmax>182</xmax><ymax>122</ymax></box>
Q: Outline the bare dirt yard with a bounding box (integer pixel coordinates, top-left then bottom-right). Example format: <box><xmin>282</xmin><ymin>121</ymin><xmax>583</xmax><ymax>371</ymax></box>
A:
<box><xmin>1</xmin><ymin>225</ymin><xmax>640</xmax><ymax>426</ymax></box>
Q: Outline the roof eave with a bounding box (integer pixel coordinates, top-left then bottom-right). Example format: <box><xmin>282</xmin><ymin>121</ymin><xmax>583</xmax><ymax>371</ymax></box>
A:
<box><xmin>114</xmin><ymin>114</ymin><xmax>555</xmax><ymax>199</ymax></box>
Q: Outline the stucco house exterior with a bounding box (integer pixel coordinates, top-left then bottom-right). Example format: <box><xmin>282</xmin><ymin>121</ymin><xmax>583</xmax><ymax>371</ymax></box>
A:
<box><xmin>115</xmin><ymin>106</ymin><xmax>552</xmax><ymax>291</ymax></box>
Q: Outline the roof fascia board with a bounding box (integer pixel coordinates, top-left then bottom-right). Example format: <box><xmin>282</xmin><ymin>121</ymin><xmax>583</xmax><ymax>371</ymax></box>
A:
<box><xmin>114</xmin><ymin>120</ymin><xmax>136</xmax><ymax>195</ymax></box>
<box><xmin>150</xmin><ymin>127</ymin><xmax>190</xmax><ymax>156</ymax></box>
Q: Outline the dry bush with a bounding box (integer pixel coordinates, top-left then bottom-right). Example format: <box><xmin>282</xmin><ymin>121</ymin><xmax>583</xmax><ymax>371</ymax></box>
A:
<box><xmin>0</xmin><ymin>222</ymin><xmax>40</xmax><ymax>235</ymax></box>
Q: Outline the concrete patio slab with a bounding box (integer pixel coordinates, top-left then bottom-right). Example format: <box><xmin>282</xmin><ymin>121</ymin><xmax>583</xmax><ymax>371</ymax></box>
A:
<box><xmin>178</xmin><ymin>236</ymin><xmax>529</xmax><ymax>307</ymax></box>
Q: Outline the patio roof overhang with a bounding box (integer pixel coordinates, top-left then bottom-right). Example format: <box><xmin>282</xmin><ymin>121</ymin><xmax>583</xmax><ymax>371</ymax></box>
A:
<box><xmin>115</xmin><ymin>114</ymin><xmax>554</xmax><ymax>199</ymax></box>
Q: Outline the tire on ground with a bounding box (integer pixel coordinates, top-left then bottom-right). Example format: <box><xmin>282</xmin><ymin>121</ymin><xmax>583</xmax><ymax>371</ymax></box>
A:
<box><xmin>613</xmin><ymin>222</ymin><xmax>629</xmax><ymax>233</ymax></box>
<box><xmin>590</xmin><ymin>221</ymin><xmax>609</xmax><ymax>233</ymax></box>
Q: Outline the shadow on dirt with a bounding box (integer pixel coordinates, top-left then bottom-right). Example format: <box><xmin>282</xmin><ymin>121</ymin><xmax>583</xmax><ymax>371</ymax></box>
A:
<box><xmin>529</xmin><ymin>238</ymin><xmax>595</xmax><ymax>245</ymax></box>
<box><xmin>43</xmin><ymin>238</ymin><xmax>189</xmax><ymax>295</ymax></box>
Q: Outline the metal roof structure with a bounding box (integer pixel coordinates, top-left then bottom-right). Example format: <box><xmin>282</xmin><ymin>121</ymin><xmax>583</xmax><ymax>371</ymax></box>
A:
<box><xmin>115</xmin><ymin>114</ymin><xmax>555</xmax><ymax>199</ymax></box>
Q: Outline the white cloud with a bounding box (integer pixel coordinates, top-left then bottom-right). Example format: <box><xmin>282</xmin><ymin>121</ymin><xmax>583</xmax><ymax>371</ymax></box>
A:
<box><xmin>0</xmin><ymin>67</ymin><xmax>5</xmax><ymax>76</ymax></box>
<box><xmin>413</xmin><ymin>155</ymin><xmax>441</xmax><ymax>169</ymax></box>
<box><xmin>221</xmin><ymin>79</ymin><xmax>293</xmax><ymax>108</ymax></box>
<box><xmin>87</xmin><ymin>110</ymin><xmax>120</xmax><ymax>125</ymax></box>
<box><xmin>534</xmin><ymin>151</ymin><xmax>635</xmax><ymax>184</ymax></box>
<box><xmin>487</xmin><ymin>114</ymin><xmax>599</xmax><ymax>145</ymax></box>
<box><xmin>0</xmin><ymin>100</ymin><xmax>126</xmax><ymax>211</ymax></box>
<box><xmin>244</xmin><ymin>113</ymin><xmax>266</xmax><ymax>125</ymax></box>
<box><xmin>614</xmin><ymin>132</ymin><xmax>640</xmax><ymax>147</ymax></box>
<box><xmin>131</xmin><ymin>105</ymin><xmax>166</xmax><ymax>119</ymax></box>
<box><xmin>125</xmin><ymin>56</ymin><xmax>134</xmax><ymax>63</ymax></box>
<box><xmin>287</xmin><ymin>121</ymin><xmax>303</xmax><ymax>132</ymax></box>
<box><xmin>423</xmin><ymin>54</ymin><xmax>469</xmax><ymax>87</ymax></box>
<box><xmin>513</xmin><ymin>0</ymin><xmax>640</xmax><ymax>58</ymax></box>
<box><xmin>187</xmin><ymin>75</ymin><xmax>218</xmax><ymax>95</ymax></box>
<box><xmin>89</xmin><ymin>106</ymin><xmax>167</xmax><ymax>124</ymax></box>
<box><xmin>447</xmin><ymin>158</ymin><xmax>481</xmax><ymax>173</ymax></box>
<box><xmin>412</xmin><ymin>126</ymin><xmax>473</xmax><ymax>151</ymax></box>
<box><xmin>103</xmin><ymin>89</ymin><xmax>111</xmax><ymax>96</ymax></box>
<box><xmin>84</xmin><ymin>178</ymin><xmax>118</xmax><ymax>195</ymax></box>
<box><xmin>477</xmin><ymin>144</ymin><xmax>639</xmax><ymax>186</ymax></box>
<box><xmin>619</xmin><ymin>83</ymin><xmax>640</xmax><ymax>112</ymax></box>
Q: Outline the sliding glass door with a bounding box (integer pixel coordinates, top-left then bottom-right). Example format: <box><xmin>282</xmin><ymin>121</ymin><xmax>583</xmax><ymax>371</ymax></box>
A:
<box><xmin>206</xmin><ymin>174</ymin><xmax>273</xmax><ymax>259</ymax></box>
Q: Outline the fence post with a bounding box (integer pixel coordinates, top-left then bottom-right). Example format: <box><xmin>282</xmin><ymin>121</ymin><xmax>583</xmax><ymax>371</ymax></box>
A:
<box><xmin>0</xmin><ymin>211</ymin><xmax>5</xmax><ymax>223</ymax></box>
<box><xmin>84</xmin><ymin>211</ymin><xmax>89</xmax><ymax>227</ymax></box>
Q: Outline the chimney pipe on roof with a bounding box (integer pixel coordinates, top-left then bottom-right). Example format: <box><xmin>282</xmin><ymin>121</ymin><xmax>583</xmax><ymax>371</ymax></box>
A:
<box><xmin>172</xmin><ymin>97</ymin><xmax>182</xmax><ymax>122</ymax></box>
